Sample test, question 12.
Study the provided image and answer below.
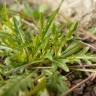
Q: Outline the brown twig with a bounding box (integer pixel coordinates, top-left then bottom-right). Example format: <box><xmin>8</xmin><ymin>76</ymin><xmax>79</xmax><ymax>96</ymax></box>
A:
<box><xmin>22</xmin><ymin>19</ymin><xmax>38</xmax><ymax>31</ymax></box>
<box><xmin>80</xmin><ymin>28</ymin><xmax>96</xmax><ymax>41</ymax></box>
<box><xmin>70</xmin><ymin>64</ymin><xmax>96</xmax><ymax>68</ymax></box>
<box><xmin>63</xmin><ymin>73</ymin><xmax>95</xmax><ymax>96</ymax></box>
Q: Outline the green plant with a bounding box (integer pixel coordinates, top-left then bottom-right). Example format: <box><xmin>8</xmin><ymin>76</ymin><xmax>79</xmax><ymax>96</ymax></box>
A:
<box><xmin>0</xmin><ymin>1</ymin><xmax>96</xmax><ymax>96</ymax></box>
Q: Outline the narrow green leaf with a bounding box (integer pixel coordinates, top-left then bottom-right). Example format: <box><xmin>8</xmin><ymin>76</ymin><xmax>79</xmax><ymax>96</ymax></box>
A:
<box><xmin>23</xmin><ymin>1</ymin><xmax>33</xmax><ymax>17</ymax></box>
<box><xmin>54</xmin><ymin>59</ymin><xmax>69</xmax><ymax>72</ymax></box>
<box><xmin>66</xmin><ymin>21</ymin><xmax>78</xmax><ymax>40</ymax></box>
<box><xmin>62</xmin><ymin>41</ymin><xmax>83</xmax><ymax>58</ymax></box>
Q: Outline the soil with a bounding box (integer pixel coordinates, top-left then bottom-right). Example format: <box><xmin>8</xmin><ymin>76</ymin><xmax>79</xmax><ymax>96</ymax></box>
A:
<box><xmin>67</xmin><ymin>70</ymin><xmax>96</xmax><ymax>96</ymax></box>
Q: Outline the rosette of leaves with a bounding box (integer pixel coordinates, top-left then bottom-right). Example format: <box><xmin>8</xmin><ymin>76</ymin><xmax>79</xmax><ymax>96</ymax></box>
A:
<box><xmin>0</xmin><ymin>1</ymin><xmax>96</xmax><ymax>96</ymax></box>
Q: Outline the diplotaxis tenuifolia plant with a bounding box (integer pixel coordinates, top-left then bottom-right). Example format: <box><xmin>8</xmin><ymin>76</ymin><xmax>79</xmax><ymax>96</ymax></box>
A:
<box><xmin>0</xmin><ymin>0</ymin><xmax>96</xmax><ymax>96</ymax></box>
